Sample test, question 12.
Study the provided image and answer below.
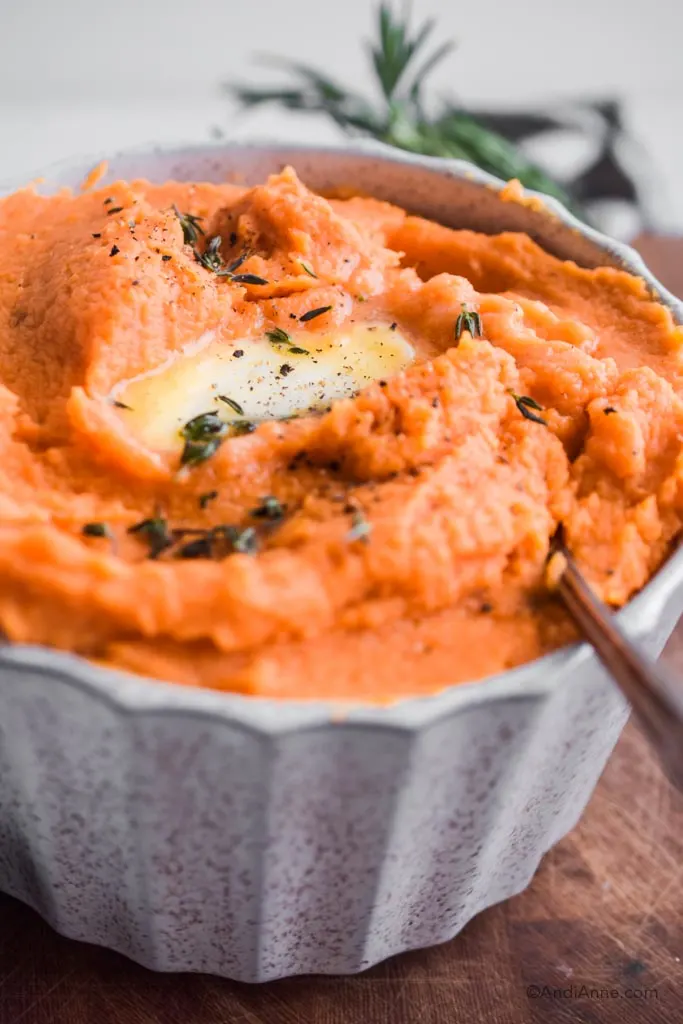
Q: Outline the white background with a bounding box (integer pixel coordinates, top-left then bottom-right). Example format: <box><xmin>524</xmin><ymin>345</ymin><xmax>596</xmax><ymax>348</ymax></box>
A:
<box><xmin>0</xmin><ymin>0</ymin><xmax>681</xmax><ymax>226</ymax></box>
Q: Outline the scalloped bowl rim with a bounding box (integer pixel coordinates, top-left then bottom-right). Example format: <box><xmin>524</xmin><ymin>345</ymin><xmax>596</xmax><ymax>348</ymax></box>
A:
<box><xmin>0</xmin><ymin>138</ymin><xmax>681</xmax><ymax>733</ymax></box>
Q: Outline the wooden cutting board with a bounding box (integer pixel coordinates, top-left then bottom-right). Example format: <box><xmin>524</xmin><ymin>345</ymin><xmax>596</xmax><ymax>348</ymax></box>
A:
<box><xmin>1</xmin><ymin>235</ymin><xmax>682</xmax><ymax>1024</ymax></box>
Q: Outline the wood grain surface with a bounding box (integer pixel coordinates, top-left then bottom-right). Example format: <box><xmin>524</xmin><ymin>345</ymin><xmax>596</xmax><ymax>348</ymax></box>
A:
<box><xmin>1</xmin><ymin>235</ymin><xmax>682</xmax><ymax>1024</ymax></box>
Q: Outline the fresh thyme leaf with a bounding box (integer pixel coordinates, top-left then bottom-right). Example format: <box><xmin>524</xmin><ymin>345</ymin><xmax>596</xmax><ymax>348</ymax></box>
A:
<box><xmin>288</xmin><ymin>345</ymin><xmax>309</xmax><ymax>355</ymax></box>
<box><xmin>181</xmin><ymin>436</ymin><xmax>224</xmax><ymax>467</ymax></box>
<box><xmin>180</xmin><ymin>411</ymin><xmax>229</xmax><ymax>467</ymax></box>
<box><xmin>198</xmin><ymin>491</ymin><xmax>219</xmax><ymax>510</ymax></box>
<box><xmin>226</xmin><ymin>525</ymin><xmax>259</xmax><ymax>554</ymax></box>
<box><xmin>455</xmin><ymin>304</ymin><xmax>483</xmax><ymax>341</ymax></box>
<box><xmin>227</xmin><ymin>4</ymin><xmax>579</xmax><ymax>216</ymax></box>
<box><xmin>266</xmin><ymin>327</ymin><xmax>291</xmax><ymax>346</ymax></box>
<box><xmin>250</xmin><ymin>495</ymin><xmax>286</xmax><ymax>521</ymax></box>
<box><xmin>199</xmin><ymin>490</ymin><xmax>219</xmax><ymax>509</ymax></box>
<box><xmin>173</xmin><ymin>205</ymin><xmax>205</xmax><ymax>246</ymax></box>
<box><xmin>511</xmin><ymin>392</ymin><xmax>547</xmax><ymax>426</ymax></box>
<box><xmin>177</xmin><ymin>535</ymin><xmax>214</xmax><ymax>559</ymax></box>
<box><xmin>299</xmin><ymin>260</ymin><xmax>318</xmax><ymax>278</ymax></box>
<box><xmin>106</xmin><ymin>206</ymin><xmax>124</xmax><ymax>215</ymax></box>
<box><xmin>82</xmin><ymin>521</ymin><xmax>110</xmax><ymax>538</ymax></box>
<box><xmin>218</xmin><ymin>395</ymin><xmax>245</xmax><ymax>416</ymax></box>
<box><xmin>109</xmin><ymin>245</ymin><xmax>120</xmax><ymax>257</ymax></box>
<box><xmin>194</xmin><ymin>235</ymin><xmax>224</xmax><ymax>272</ymax></box>
<box><xmin>231</xmin><ymin>420</ymin><xmax>257</xmax><ymax>436</ymax></box>
<box><xmin>231</xmin><ymin>273</ymin><xmax>269</xmax><ymax>286</ymax></box>
<box><xmin>604</xmin><ymin>406</ymin><xmax>617</xmax><ymax>415</ymax></box>
<box><xmin>112</xmin><ymin>399</ymin><xmax>132</xmax><ymax>410</ymax></box>
<box><xmin>127</xmin><ymin>516</ymin><xmax>174</xmax><ymax>558</ymax></box>
<box><xmin>193</xmin><ymin>238</ymin><xmax>268</xmax><ymax>285</ymax></box>
<box><xmin>300</xmin><ymin>305</ymin><xmax>332</xmax><ymax>322</ymax></box>
<box><xmin>225</xmin><ymin>252</ymin><xmax>248</xmax><ymax>274</ymax></box>
<box><xmin>181</xmin><ymin>410</ymin><xmax>226</xmax><ymax>442</ymax></box>
<box><xmin>347</xmin><ymin>508</ymin><xmax>372</xmax><ymax>543</ymax></box>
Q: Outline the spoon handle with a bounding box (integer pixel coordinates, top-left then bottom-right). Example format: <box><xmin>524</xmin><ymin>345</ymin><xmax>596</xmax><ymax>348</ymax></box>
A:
<box><xmin>558</xmin><ymin>553</ymin><xmax>683</xmax><ymax>794</ymax></box>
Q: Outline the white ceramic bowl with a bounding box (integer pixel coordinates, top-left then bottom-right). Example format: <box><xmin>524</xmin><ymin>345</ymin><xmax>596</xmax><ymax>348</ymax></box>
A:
<box><xmin>1</xmin><ymin>142</ymin><xmax>682</xmax><ymax>982</ymax></box>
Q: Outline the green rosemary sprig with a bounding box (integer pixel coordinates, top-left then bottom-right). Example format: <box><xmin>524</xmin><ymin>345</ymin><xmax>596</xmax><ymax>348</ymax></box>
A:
<box><xmin>227</xmin><ymin>4</ymin><xmax>577</xmax><ymax>213</ymax></box>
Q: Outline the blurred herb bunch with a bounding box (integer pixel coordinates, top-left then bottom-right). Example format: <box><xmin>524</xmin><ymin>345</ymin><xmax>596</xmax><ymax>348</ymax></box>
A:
<box><xmin>227</xmin><ymin>3</ymin><xmax>575</xmax><ymax>212</ymax></box>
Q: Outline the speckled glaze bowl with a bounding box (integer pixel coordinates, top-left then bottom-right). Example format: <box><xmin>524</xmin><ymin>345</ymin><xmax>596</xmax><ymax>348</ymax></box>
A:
<box><xmin>1</xmin><ymin>142</ymin><xmax>682</xmax><ymax>982</ymax></box>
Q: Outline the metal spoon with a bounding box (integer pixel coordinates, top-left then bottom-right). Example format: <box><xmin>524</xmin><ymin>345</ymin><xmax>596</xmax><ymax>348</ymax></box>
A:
<box><xmin>549</xmin><ymin>536</ymin><xmax>683</xmax><ymax>793</ymax></box>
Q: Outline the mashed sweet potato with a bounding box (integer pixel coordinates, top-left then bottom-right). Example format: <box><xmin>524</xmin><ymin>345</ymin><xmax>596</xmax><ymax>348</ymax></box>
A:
<box><xmin>0</xmin><ymin>166</ymin><xmax>681</xmax><ymax>701</ymax></box>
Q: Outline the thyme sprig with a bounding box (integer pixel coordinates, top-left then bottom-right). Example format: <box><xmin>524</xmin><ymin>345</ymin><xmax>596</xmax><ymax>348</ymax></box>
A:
<box><xmin>173</xmin><ymin>206</ymin><xmax>205</xmax><ymax>246</ymax></box>
<box><xmin>194</xmin><ymin>235</ymin><xmax>269</xmax><ymax>285</ymax></box>
<box><xmin>510</xmin><ymin>392</ymin><xmax>547</xmax><ymax>426</ymax></box>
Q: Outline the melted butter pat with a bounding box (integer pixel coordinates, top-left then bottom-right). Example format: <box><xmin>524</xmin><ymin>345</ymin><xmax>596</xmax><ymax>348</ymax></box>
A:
<box><xmin>113</xmin><ymin>324</ymin><xmax>414</xmax><ymax>451</ymax></box>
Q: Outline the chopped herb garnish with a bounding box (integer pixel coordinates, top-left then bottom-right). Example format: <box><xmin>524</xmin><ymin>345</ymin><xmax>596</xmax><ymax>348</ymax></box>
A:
<box><xmin>181</xmin><ymin>436</ymin><xmax>223</xmax><ymax>468</ymax></box>
<box><xmin>231</xmin><ymin>420</ymin><xmax>257</xmax><ymax>436</ymax></box>
<box><xmin>231</xmin><ymin>273</ymin><xmax>269</xmax><ymax>286</ymax></box>
<box><xmin>92</xmin><ymin>232</ymin><xmax>101</xmax><ymax>239</ymax></box>
<box><xmin>162</xmin><ymin>254</ymin><xmax>172</xmax><ymax>262</ymax></box>
<box><xmin>194</xmin><ymin>236</ymin><xmax>268</xmax><ymax>285</ymax></box>
<box><xmin>82</xmin><ymin>521</ymin><xmax>110</xmax><ymax>538</ymax></box>
<box><xmin>510</xmin><ymin>392</ymin><xmax>547</xmax><ymax>426</ymax></box>
<box><xmin>300</xmin><ymin>305</ymin><xmax>332</xmax><ymax>323</ymax></box>
<box><xmin>112</xmin><ymin>399</ymin><xmax>132</xmax><ymax>410</ymax></box>
<box><xmin>225</xmin><ymin>525</ymin><xmax>259</xmax><ymax>554</ymax></box>
<box><xmin>224</xmin><ymin>252</ymin><xmax>248</xmax><ymax>274</ymax></box>
<box><xmin>177</xmin><ymin>536</ymin><xmax>214</xmax><ymax>559</ymax></box>
<box><xmin>106</xmin><ymin>206</ymin><xmax>124</xmax><ymax>215</ymax></box>
<box><xmin>389</xmin><ymin>322</ymin><xmax>397</xmax><ymax>331</ymax></box>
<box><xmin>128</xmin><ymin>516</ymin><xmax>174</xmax><ymax>559</ymax></box>
<box><xmin>109</xmin><ymin>245</ymin><xmax>120</xmax><ymax>257</ymax></box>
<box><xmin>103</xmin><ymin>197</ymin><xmax>113</xmax><ymax>205</ymax></box>
<box><xmin>199</xmin><ymin>490</ymin><xmax>219</xmax><ymax>509</ymax></box>
<box><xmin>218</xmin><ymin>395</ymin><xmax>245</xmax><ymax>416</ymax></box>
<box><xmin>172</xmin><ymin>205</ymin><xmax>205</xmax><ymax>246</ymax></box>
<box><xmin>455</xmin><ymin>304</ymin><xmax>483</xmax><ymax>341</ymax></box>
<box><xmin>194</xmin><ymin>235</ymin><xmax>224</xmax><ymax>272</ymax></box>
<box><xmin>233</xmin><ymin>349</ymin><xmax>244</xmax><ymax>358</ymax></box>
<box><xmin>181</xmin><ymin>410</ymin><xmax>225</xmax><ymax>441</ymax></box>
<box><xmin>266</xmin><ymin>327</ymin><xmax>291</xmax><ymax>346</ymax></box>
<box><xmin>299</xmin><ymin>260</ymin><xmax>317</xmax><ymax>278</ymax></box>
<box><xmin>604</xmin><ymin>406</ymin><xmax>617</xmax><ymax>415</ymax></box>
<box><xmin>250</xmin><ymin>495</ymin><xmax>286</xmax><ymax>521</ymax></box>
<box><xmin>180</xmin><ymin>410</ymin><xmax>229</xmax><ymax>468</ymax></box>
<box><xmin>279</xmin><ymin>363</ymin><xmax>294</xmax><ymax>376</ymax></box>
<box><xmin>288</xmin><ymin>346</ymin><xmax>309</xmax><ymax>355</ymax></box>
<box><xmin>347</xmin><ymin>508</ymin><xmax>371</xmax><ymax>544</ymax></box>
